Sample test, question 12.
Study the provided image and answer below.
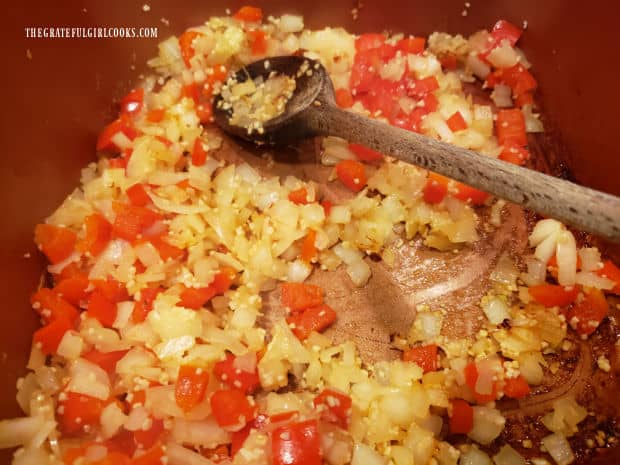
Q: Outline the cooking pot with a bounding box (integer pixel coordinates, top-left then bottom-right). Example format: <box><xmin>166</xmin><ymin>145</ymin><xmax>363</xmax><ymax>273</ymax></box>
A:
<box><xmin>1</xmin><ymin>0</ymin><xmax>618</xmax><ymax>463</ymax></box>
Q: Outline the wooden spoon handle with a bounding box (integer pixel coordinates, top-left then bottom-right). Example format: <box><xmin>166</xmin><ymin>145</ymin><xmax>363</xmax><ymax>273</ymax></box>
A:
<box><xmin>307</xmin><ymin>104</ymin><xmax>620</xmax><ymax>242</ymax></box>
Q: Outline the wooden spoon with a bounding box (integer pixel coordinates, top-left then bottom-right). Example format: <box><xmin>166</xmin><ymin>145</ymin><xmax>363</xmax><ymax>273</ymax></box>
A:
<box><xmin>213</xmin><ymin>56</ymin><xmax>620</xmax><ymax>242</ymax></box>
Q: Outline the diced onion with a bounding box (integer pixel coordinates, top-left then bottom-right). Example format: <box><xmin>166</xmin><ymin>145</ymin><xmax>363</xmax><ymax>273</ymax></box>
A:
<box><xmin>493</xmin><ymin>445</ymin><xmax>526</xmax><ymax>465</ymax></box>
<box><xmin>101</xmin><ymin>402</ymin><xmax>127</xmax><ymax>439</ymax></box>
<box><xmin>578</xmin><ymin>248</ymin><xmax>602</xmax><ymax>272</ymax></box>
<box><xmin>172</xmin><ymin>417</ymin><xmax>231</xmax><ymax>447</ymax></box>
<box><xmin>56</xmin><ymin>331</ymin><xmax>84</xmax><ymax>360</ymax></box>
<box><xmin>148</xmin><ymin>192</ymin><xmax>210</xmax><ymax>214</ymax></box>
<box><xmin>487</xmin><ymin>41</ymin><xmax>520</xmax><ymax>68</ymax></box>
<box><xmin>279</xmin><ymin>15</ymin><xmax>305</xmax><ymax>33</ymax></box>
<box><xmin>66</xmin><ymin>358</ymin><xmax>110</xmax><ymax>400</ymax></box>
<box><xmin>522</xmin><ymin>104</ymin><xmax>544</xmax><ymax>133</ymax></box>
<box><xmin>482</xmin><ymin>297</ymin><xmax>510</xmax><ymax>325</ymax></box>
<box><xmin>468</xmin><ymin>406</ymin><xmax>506</xmax><ymax>444</ymax></box>
<box><xmin>491</xmin><ymin>84</ymin><xmax>512</xmax><ymax>108</ymax></box>
<box><xmin>556</xmin><ymin>230</ymin><xmax>577</xmax><ymax>286</ymax></box>
<box><xmin>541</xmin><ymin>433</ymin><xmax>574</xmax><ymax>465</ymax></box>
<box><xmin>575</xmin><ymin>271</ymin><xmax>615</xmax><ymax>290</ymax></box>
<box><xmin>0</xmin><ymin>416</ymin><xmax>45</xmax><ymax>449</ymax></box>
<box><xmin>459</xmin><ymin>446</ymin><xmax>492</xmax><ymax>465</ymax></box>
<box><xmin>466</xmin><ymin>54</ymin><xmax>490</xmax><ymax>79</ymax></box>
<box><xmin>521</xmin><ymin>256</ymin><xmax>547</xmax><ymax>286</ymax></box>
<box><xmin>287</xmin><ymin>259</ymin><xmax>312</xmax><ymax>283</ymax></box>
<box><xmin>85</xmin><ymin>445</ymin><xmax>108</xmax><ymax>462</ymax></box>
<box><xmin>351</xmin><ymin>443</ymin><xmax>387</xmax><ymax>465</ymax></box>
<box><xmin>124</xmin><ymin>406</ymin><xmax>150</xmax><ymax>432</ymax></box>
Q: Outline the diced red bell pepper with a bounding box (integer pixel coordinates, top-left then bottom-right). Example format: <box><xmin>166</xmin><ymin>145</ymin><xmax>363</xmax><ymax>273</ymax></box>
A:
<box><xmin>175</xmin><ymin>365</ymin><xmax>210</xmax><ymax>412</ymax></box>
<box><xmin>397</xmin><ymin>37</ymin><xmax>426</xmax><ymax>54</ymax></box>
<box><xmin>56</xmin><ymin>262</ymin><xmax>84</xmax><ymax>281</ymax></box>
<box><xmin>355</xmin><ymin>33</ymin><xmax>387</xmax><ymax>52</ymax></box>
<box><xmin>132</xmin><ymin>286</ymin><xmax>163</xmax><ymax>323</ymax></box>
<box><xmin>179</xmin><ymin>30</ymin><xmax>204</xmax><ymax>68</ymax></box>
<box><xmin>78</xmin><ymin>213</ymin><xmax>112</xmax><ymax>257</ymax></box>
<box><xmin>31</xmin><ymin>288</ymin><xmax>80</xmax><ymax>324</ymax></box>
<box><xmin>214</xmin><ymin>352</ymin><xmax>261</xmax><ymax>394</ymax></box>
<box><xmin>233</xmin><ymin>6</ymin><xmax>263</xmax><ymax>22</ymax></box>
<box><xmin>54</xmin><ymin>274</ymin><xmax>90</xmax><ymax>306</ymax></box>
<box><xmin>496</xmin><ymin>108</ymin><xmax>527</xmax><ymax>147</ymax></box>
<box><xmin>491</xmin><ymin>19</ymin><xmax>522</xmax><ymax>47</ymax></box>
<box><xmin>348</xmin><ymin>143</ymin><xmax>384</xmax><ymax>162</ymax></box>
<box><xmin>402</xmin><ymin>344</ymin><xmax>440</xmax><ymax>373</ymax></box>
<box><xmin>446</xmin><ymin>112</ymin><xmax>468</xmax><ymax>132</ymax></box>
<box><xmin>58</xmin><ymin>392</ymin><xmax>106</xmax><ymax>436</ymax></box>
<box><xmin>407</xmin><ymin>76</ymin><xmax>439</xmax><ymax>98</ymax></box>
<box><xmin>133</xmin><ymin>419</ymin><xmax>165</xmax><ymax>450</ymax></box>
<box><xmin>336</xmin><ymin>160</ymin><xmax>367</xmax><ymax>192</ymax></box>
<box><xmin>335</xmin><ymin>88</ymin><xmax>354</xmax><ymax>108</ymax></box>
<box><xmin>120</xmin><ymin>88</ymin><xmax>144</xmax><ymax>116</ymax></box>
<box><xmin>180</xmin><ymin>285</ymin><xmax>218</xmax><ymax>310</ymax></box>
<box><xmin>96</xmin><ymin>117</ymin><xmax>139</xmax><ymax>152</ymax></box>
<box><xmin>300</xmin><ymin>230</ymin><xmax>317</xmax><ymax>263</ymax></box>
<box><xmin>439</xmin><ymin>54</ymin><xmax>458</xmax><ymax>70</ymax></box>
<box><xmin>82</xmin><ymin>349</ymin><xmax>129</xmax><ymax>375</ymax></box>
<box><xmin>34</xmin><ymin>223</ymin><xmax>77</xmax><ymax>264</ymax></box>
<box><xmin>203</xmin><ymin>65</ymin><xmax>229</xmax><ymax>98</ymax></box>
<box><xmin>287</xmin><ymin>304</ymin><xmax>337</xmax><ymax>340</ymax></box>
<box><xmin>87</xmin><ymin>290</ymin><xmax>118</xmax><ymax>327</ymax></box>
<box><xmin>464</xmin><ymin>362</ymin><xmax>498</xmax><ymax>403</ymax></box>
<box><xmin>196</xmin><ymin>102</ymin><xmax>213</xmax><ymax>123</ymax></box>
<box><xmin>112</xmin><ymin>202</ymin><xmax>162</xmax><ymax>241</ymax></box>
<box><xmin>515</xmin><ymin>91</ymin><xmax>534</xmax><ymax>108</ymax></box>
<box><xmin>528</xmin><ymin>284</ymin><xmax>579</xmax><ymax>307</ymax></box>
<box><xmin>567</xmin><ymin>288</ymin><xmax>609</xmax><ymax>336</ymax></box>
<box><xmin>454</xmin><ymin>182</ymin><xmax>490</xmax><ymax>205</ymax></box>
<box><xmin>33</xmin><ymin>317</ymin><xmax>73</xmax><ymax>355</ymax></box>
<box><xmin>503</xmin><ymin>374</ymin><xmax>531</xmax><ymax>399</ymax></box>
<box><xmin>146</xmin><ymin>108</ymin><xmax>166</xmax><ymax>123</ymax></box>
<box><xmin>213</xmin><ymin>267</ymin><xmax>236</xmax><ymax>294</ymax></box>
<box><xmin>247</xmin><ymin>30</ymin><xmax>268</xmax><ymax>55</ymax></box>
<box><xmin>126</xmin><ymin>184</ymin><xmax>151</xmax><ymax>207</ymax></box>
<box><xmin>192</xmin><ymin>138</ymin><xmax>208</xmax><ymax>166</ymax></box>
<box><xmin>91</xmin><ymin>277</ymin><xmax>129</xmax><ymax>303</ymax></box>
<box><xmin>272</xmin><ymin>420</ymin><xmax>322</xmax><ymax>465</ymax></box>
<box><xmin>499</xmin><ymin>144</ymin><xmax>530</xmax><ymax>166</ymax></box>
<box><xmin>288</xmin><ymin>187</ymin><xmax>309</xmax><ymax>205</ymax></box>
<box><xmin>89</xmin><ymin>452</ymin><xmax>131</xmax><ymax>465</ymax></box>
<box><xmin>423</xmin><ymin>172</ymin><xmax>449</xmax><ymax>204</ymax></box>
<box><xmin>313</xmin><ymin>389</ymin><xmax>352</xmax><ymax>429</ymax></box>
<box><xmin>210</xmin><ymin>389</ymin><xmax>256</xmax><ymax>429</ymax></box>
<box><xmin>597</xmin><ymin>260</ymin><xmax>620</xmax><ymax>295</ymax></box>
<box><xmin>280</xmin><ymin>283</ymin><xmax>323</xmax><ymax>312</ymax></box>
<box><xmin>149</xmin><ymin>236</ymin><xmax>186</xmax><ymax>261</ymax></box>
<box><xmin>449</xmin><ymin>399</ymin><xmax>473</xmax><ymax>434</ymax></box>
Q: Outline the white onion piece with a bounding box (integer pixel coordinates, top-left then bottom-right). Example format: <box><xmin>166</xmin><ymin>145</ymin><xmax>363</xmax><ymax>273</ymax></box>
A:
<box><xmin>575</xmin><ymin>271</ymin><xmax>615</xmax><ymax>290</ymax></box>
<box><xmin>530</xmin><ymin>219</ymin><xmax>563</xmax><ymax>246</ymax></box>
<box><xmin>467</xmin><ymin>54</ymin><xmax>491</xmax><ymax>79</ymax></box>
<box><xmin>0</xmin><ymin>416</ymin><xmax>44</xmax><ymax>448</ymax></box>
<box><xmin>101</xmin><ymin>402</ymin><xmax>127</xmax><ymax>439</ymax></box>
<box><xmin>67</xmin><ymin>358</ymin><xmax>110</xmax><ymax>400</ymax></box>
<box><xmin>482</xmin><ymin>297</ymin><xmax>510</xmax><ymax>325</ymax></box>
<box><xmin>287</xmin><ymin>259</ymin><xmax>312</xmax><ymax>283</ymax></box>
<box><xmin>487</xmin><ymin>41</ymin><xmax>520</xmax><ymax>68</ymax></box>
<box><xmin>329</xmin><ymin>205</ymin><xmax>352</xmax><ymax>224</ymax></box>
<box><xmin>556</xmin><ymin>230</ymin><xmax>577</xmax><ymax>286</ymax></box>
<box><xmin>56</xmin><ymin>331</ymin><xmax>84</xmax><ymax>360</ymax></box>
<box><xmin>522</xmin><ymin>105</ymin><xmax>544</xmax><ymax>133</ymax></box>
<box><xmin>124</xmin><ymin>406</ymin><xmax>149</xmax><ymax>432</ymax></box>
<box><xmin>113</xmin><ymin>301</ymin><xmax>135</xmax><ymax>329</ymax></box>
<box><xmin>233</xmin><ymin>352</ymin><xmax>257</xmax><ymax>373</ymax></box>
<box><xmin>460</xmin><ymin>446</ymin><xmax>492</xmax><ymax>465</ymax></box>
<box><xmin>143</xmin><ymin>220</ymin><xmax>168</xmax><ymax>238</ymax></box>
<box><xmin>493</xmin><ymin>445</ymin><xmax>526</xmax><ymax>465</ymax></box>
<box><xmin>468</xmin><ymin>406</ymin><xmax>506</xmax><ymax>444</ymax></box>
<box><xmin>578</xmin><ymin>248</ymin><xmax>602</xmax><ymax>272</ymax></box>
<box><xmin>236</xmin><ymin>163</ymin><xmax>261</xmax><ymax>185</ymax></box>
<box><xmin>534</xmin><ymin>233</ymin><xmax>559</xmax><ymax>264</ymax></box>
<box><xmin>171</xmin><ymin>417</ymin><xmax>230</xmax><ymax>448</ymax></box>
<box><xmin>12</xmin><ymin>446</ymin><xmax>52</xmax><ymax>465</ymax></box>
<box><xmin>110</xmin><ymin>131</ymin><xmax>133</xmax><ymax>151</ymax></box>
<box><xmin>514</xmin><ymin>47</ymin><xmax>532</xmax><ymax>68</ymax></box>
<box><xmin>322</xmin><ymin>431</ymin><xmax>353</xmax><ymax>465</ymax></box>
<box><xmin>491</xmin><ymin>84</ymin><xmax>512</xmax><ymax>108</ymax></box>
<box><xmin>148</xmin><ymin>192</ymin><xmax>210</xmax><ymax>214</ymax></box>
<box><xmin>166</xmin><ymin>442</ymin><xmax>218</xmax><ymax>465</ymax></box>
<box><xmin>413</xmin><ymin>312</ymin><xmax>442</xmax><ymax>342</ymax></box>
<box><xmin>279</xmin><ymin>14</ymin><xmax>304</xmax><ymax>33</ymax></box>
<box><xmin>346</xmin><ymin>259</ymin><xmax>372</xmax><ymax>287</ymax></box>
<box><xmin>541</xmin><ymin>433</ymin><xmax>574</xmax><ymax>465</ymax></box>
<box><xmin>351</xmin><ymin>443</ymin><xmax>387</xmax><ymax>465</ymax></box>
<box><xmin>134</xmin><ymin>241</ymin><xmax>163</xmax><ymax>267</ymax></box>
<box><xmin>521</xmin><ymin>256</ymin><xmax>547</xmax><ymax>286</ymax></box>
